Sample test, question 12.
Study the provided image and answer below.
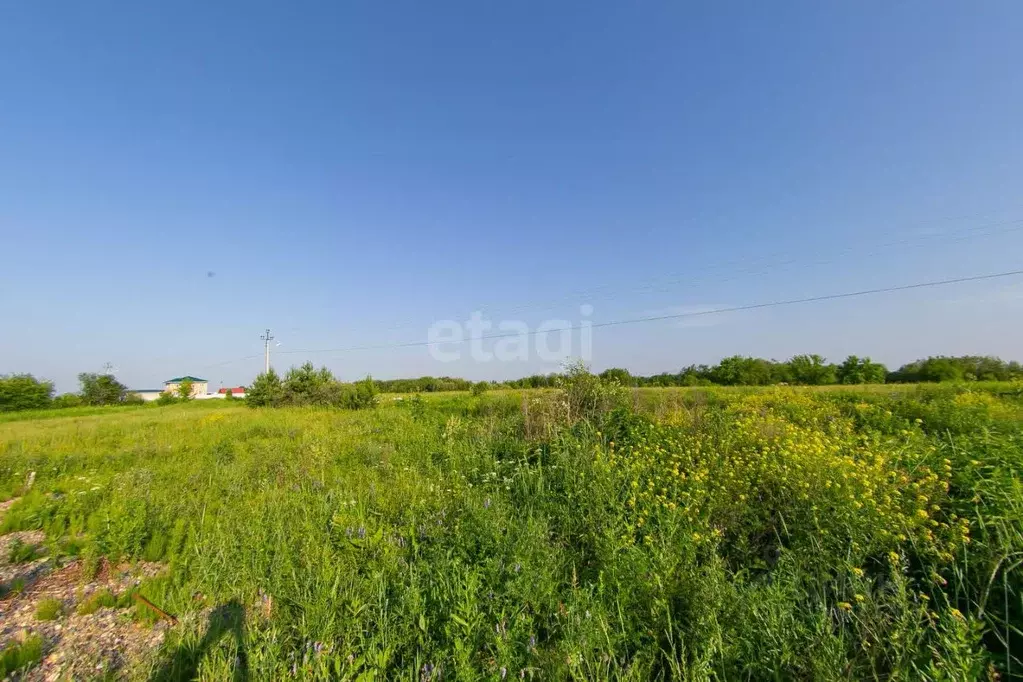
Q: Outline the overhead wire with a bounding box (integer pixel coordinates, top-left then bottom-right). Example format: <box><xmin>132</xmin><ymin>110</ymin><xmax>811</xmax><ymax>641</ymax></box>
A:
<box><xmin>345</xmin><ymin>216</ymin><xmax>1023</xmax><ymax>335</ymax></box>
<box><xmin>266</xmin><ymin>268</ymin><xmax>1023</xmax><ymax>359</ymax></box>
<box><xmin>185</xmin><ymin>213</ymin><xmax>1023</xmax><ymax>370</ymax></box>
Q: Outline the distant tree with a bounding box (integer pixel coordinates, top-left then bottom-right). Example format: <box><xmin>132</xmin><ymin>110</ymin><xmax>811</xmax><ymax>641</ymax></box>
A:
<box><xmin>787</xmin><ymin>355</ymin><xmax>837</xmax><ymax>385</ymax></box>
<box><xmin>470</xmin><ymin>381</ymin><xmax>490</xmax><ymax>397</ymax></box>
<box><xmin>78</xmin><ymin>373</ymin><xmax>127</xmax><ymax>406</ymax></box>
<box><xmin>52</xmin><ymin>393</ymin><xmax>83</xmax><ymax>409</ymax></box>
<box><xmin>1009</xmin><ymin>361</ymin><xmax>1023</xmax><ymax>380</ymax></box>
<box><xmin>246</xmin><ymin>369</ymin><xmax>283</xmax><ymax>407</ymax></box>
<box><xmin>711</xmin><ymin>356</ymin><xmax>778</xmax><ymax>386</ymax></box>
<box><xmin>886</xmin><ymin>356</ymin><xmax>998</xmax><ymax>383</ymax></box>
<box><xmin>176</xmin><ymin>378</ymin><xmax>195</xmax><ymax>401</ymax></box>
<box><xmin>599</xmin><ymin>368</ymin><xmax>633</xmax><ymax>386</ymax></box>
<box><xmin>123</xmin><ymin>392</ymin><xmax>145</xmax><ymax>405</ymax></box>
<box><xmin>156</xmin><ymin>391</ymin><xmax>178</xmax><ymax>406</ymax></box>
<box><xmin>836</xmin><ymin>356</ymin><xmax>887</xmax><ymax>384</ymax></box>
<box><xmin>0</xmin><ymin>374</ymin><xmax>54</xmax><ymax>412</ymax></box>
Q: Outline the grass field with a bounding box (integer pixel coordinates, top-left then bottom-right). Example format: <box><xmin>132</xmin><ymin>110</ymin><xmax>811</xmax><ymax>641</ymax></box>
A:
<box><xmin>1</xmin><ymin>380</ymin><xmax>1021</xmax><ymax>680</ymax></box>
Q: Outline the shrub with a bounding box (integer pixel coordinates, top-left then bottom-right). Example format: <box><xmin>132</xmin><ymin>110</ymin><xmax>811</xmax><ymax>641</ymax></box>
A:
<box><xmin>155</xmin><ymin>391</ymin><xmax>178</xmax><ymax>406</ymax></box>
<box><xmin>34</xmin><ymin>598</ymin><xmax>63</xmax><ymax>621</ymax></box>
<box><xmin>0</xmin><ymin>374</ymin><xmax>53</xmax><ymax>412</ymax></box>
<box><xmin>523</xmin><ymin>362</ymin><xmax>630</xmax><ymax>439</ymax></box>
<box><xmin>246</xmin><ymin>369</ymin><xmax>283</xmax><ymax>407</ymax></box>
<box><xmin>51</xmin><ymin>393</ymin><xmax>83</xmax><ymax>408</ymax></box>
<box><xmin>248</xmin><ymin>366</ymin><xmax>377</xmax><ymax>410</ymax></box>
<box><xmin>77</xmin><ymin>589</ymin><xmax>117</xmax><ymax>615</ymax></box>
<box><xmin>470</xmin><ymin>381</ymin><xmax>490</xmax><ymax>397</ymax></box>
<box><xmin>558</xmin><ymin>360</ymin><xmax>630</xmax><ymax>423</ymax></box>
<box><xmin>341</xmin><ymin>377</ymin><xmax>378</xmax><ymax>410</ymax></box>
<box><xmin>6</xmin><ymin>537</ymin><xmax>41</xmax><ymax>563</ymax></box>
<box><xmin>0</xmin><ymin>634</ymin><xmax>43</xmax><ymax>677</ymax></box>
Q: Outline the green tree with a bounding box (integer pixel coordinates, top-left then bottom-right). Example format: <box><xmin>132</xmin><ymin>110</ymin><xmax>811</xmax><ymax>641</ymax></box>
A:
<box><xmin>836</xmin><ymin>356</ymin><xmax>887</xmax><ymax>384</ymax></box>
<box><xmin>52</xmin><ymin>393</ymin><xmax>82</xmax><ymax>409</ymax></box>
<box><xmin>711</xmin><ymin>356</ymin><xmax>778</xmax><ymax>386</ymax></box>
<box><xmin>598</xmin><ymin>368</ymin><xmax>633</xmax><ymax>386</ymax></box>
<box><xmin>78</xmin><ymin>373</ymin><xmax>127</xmax><ymax>406</ymax></box>
<box><xmin>787</xmin><ymin>354</ymin><xmax>837</xmax><ymax>385</ymax></box>
<box><xmin>281</xmin><ymin>363</ymin><xmax>337</xmax><ymax>405</ymax></box>
<box><xmin>246</xmin><ymin>369</ymin><xmax>283</xmax><ymax>407</ymax></box>
<box><xmin>470</xmin><ymin>381</ymin><xmax>489</xmax><ymax>397</ymax></box>
<box><xmin>156</xmin><ymin>391</ymin><xmax>178</xmax><ymax>406</ymax></box>
<box><xmin>342</xmin><ymin>376</ymin><xmax>379</xmax><ymax>410</ymax></box>
<box><xmin>176</xmin><ymin>378</ymin><xmax>195</xmax><ymax>401</ymax></box>
<box><xmin>0</xmin><ymin>374</ymin><xmax>54</xmax><ymax>412</ymax></box>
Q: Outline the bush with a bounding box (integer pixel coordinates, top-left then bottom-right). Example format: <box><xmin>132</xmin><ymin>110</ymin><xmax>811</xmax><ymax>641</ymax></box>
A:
<box><xmin>51</xmin><ymin>393</ymin><xmax>83</xmax><ymax>408</ymax></box>
<box><xmin>559</xmin><ymin>360</ymin><xmax>630</xmax><ymax>422</ymax></box>
<box><xmin>34</xmin><ymin>598</ymin><xmax>63</xmax><ymax>621</ymax></box>
<box><xmin>6</xmin><ymin>537</ymin><xmax>41</xmax><ymax>563</ymax></box>
<box><xmin>246</xmin><ymin>369</ymin><xmax>283</xmax><ymax>407</ymax></box>
<box><xmin>155</xmin><ymin>391</ymin><xmax>178</xmax><ymax>406</ymax></box>
<box><xmin>340</xmin><ymin>377</ymin><xmax>378</xmax><ymax>410</ymax></box>
<box><xmin>0</xmin><ymin>374</ymin><xmax>53</xmax><ymax>412</ymax></box>
<box><xmin>247</xmin><ymin>366</ymin><xmax>378</xmax><ymax>410</ymax></box>
<box><xmin>0</xmin><ymin>634</ymin><xmax>43</xmax><ymax>677</ymax></box>
<box><xmin>77</xmin><ymin>589</ymin><xmax>117</xmax><ymax>615</ymax></box>
<box><xmin>523</xmin><ymin>362</ymin><xmax>630</xmax><ymax>439</ymax></box>
<box><xmin>123</xmin><ymin>392</ymin><xmax>145</xmax><ymax>405</ymax></box>
<box><xmin>470</xmin><ymin>381</ymin><xmax>490</xmax><ymax>397</ymax></box>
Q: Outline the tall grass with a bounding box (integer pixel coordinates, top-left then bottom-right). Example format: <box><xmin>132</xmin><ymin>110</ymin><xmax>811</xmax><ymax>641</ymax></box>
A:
<box><xmin>0</xmin><ymin>381</ymin><xmax>1020</xmax><ymax>679</ymax></box>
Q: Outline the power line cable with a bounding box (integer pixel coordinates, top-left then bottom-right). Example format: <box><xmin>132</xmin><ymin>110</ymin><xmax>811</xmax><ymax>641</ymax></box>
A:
<box><xmin>269</xmin><ymin>268</ymin><xmax>1023</xmax><ymax>359</ymax></box>
<box><xmin>350</xmin><ymin>216</ymin><xmax>1023</xmax><ymax>334</ymax></box>
<box><xmin>182</xmin><ymin>217</ymin><xmax>1023</xmax><ymax>371</ymax></box>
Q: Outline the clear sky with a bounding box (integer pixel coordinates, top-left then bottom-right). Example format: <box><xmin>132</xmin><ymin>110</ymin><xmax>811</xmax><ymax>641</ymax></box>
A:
<box><xmin>2</xmin><ymin>1</ymin><xmax>1023</xmax><ymax>393</ymax></box>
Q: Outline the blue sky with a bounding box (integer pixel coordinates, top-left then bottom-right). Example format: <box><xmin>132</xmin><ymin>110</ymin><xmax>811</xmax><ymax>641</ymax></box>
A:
<box><xmin>2</xmin><ymin>1</ymin><xmax>1023</xmax><ymax>392</ymax></box>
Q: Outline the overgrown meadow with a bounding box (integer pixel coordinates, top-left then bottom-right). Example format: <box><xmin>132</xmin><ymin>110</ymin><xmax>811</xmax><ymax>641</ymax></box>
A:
<box><xmin>1</xmin><ymin>378</ymin><xmax>1021</xmax><ymax>680</ymax></box>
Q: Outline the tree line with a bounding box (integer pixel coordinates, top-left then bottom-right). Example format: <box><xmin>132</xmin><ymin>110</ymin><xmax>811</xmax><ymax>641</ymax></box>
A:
<box><xmin>0</xmin><ymin>372</ymin><xmax>143</xmax><ymax>412</ymax></box>
<box><xmin>3</xmin><ymin>354</ymin><xmax>1021</xmax><ymax>413</ymax></box>
<box><xmin>374</xmin><ymin>355</ymin><xmax>1023</xmax><ymax>393</ymax></box>
<box><xmin>0</xmin><ymin>373</ymin><xmax>215</xmax><ymax>413</ymax></box>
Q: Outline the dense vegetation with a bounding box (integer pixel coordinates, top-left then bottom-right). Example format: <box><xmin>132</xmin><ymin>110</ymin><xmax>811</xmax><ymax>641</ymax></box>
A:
<box><xmin>246</xmin><ymin>363</ymin><xmax>378</xmax><ymax>409</ymax></box>
<box><xmin>372</xmin><ymin>355</ymin><xmax>1023</xmax><ymax>394</ymax></box>
<box><xmin>0</xmin><ymin>372</ymin><xmax>139</xmax><ymax>412</ymax></box>
<box><xmin>0</xmin><ymin>373</ymin><xmax>1021</xmax><ymax>679</ymax></box>
<box><xmin>507</xmin><ymin>355</ymin><xmax>1023</xmax><ymax>390</ymax></box>
<box><xmin>0</xmin><ymin>374</ymin><xmax>53</xmax><ymax>412</ymax></box>
<box><xmin>2</xmin><ymin>355</ymin><xmax>1020</xmax><ymax>414</ymax></box>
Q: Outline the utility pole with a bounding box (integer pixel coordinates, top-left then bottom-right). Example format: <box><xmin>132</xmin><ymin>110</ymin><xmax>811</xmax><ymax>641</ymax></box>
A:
<box><xmin>260</xmin><ymin>328</ymin><xmax>274</xmax><ymax>373</ymax></box>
